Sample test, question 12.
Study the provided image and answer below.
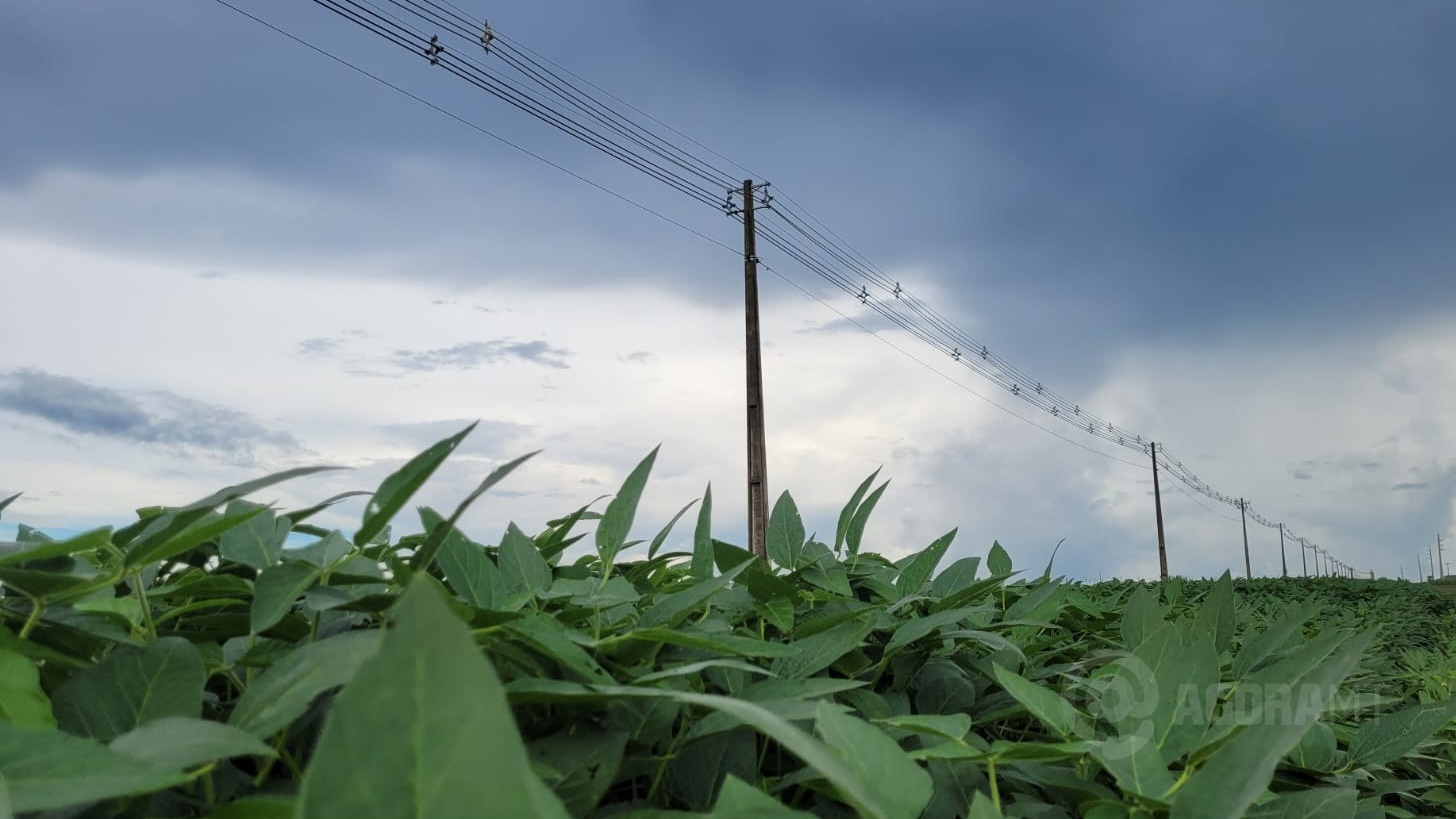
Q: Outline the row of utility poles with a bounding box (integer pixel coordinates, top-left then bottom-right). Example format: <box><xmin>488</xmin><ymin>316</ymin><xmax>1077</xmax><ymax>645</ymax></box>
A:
<box><xmin>1149</xmin><ymin>442</ymin><xmax>1364</xmax><ymax>580</ymax></box>
<box><xmin>735</xmin><ymin>179</ymin><xmax>1396</xmax><ymax>582</ymax></box>
<box><xmin>1415</xmin><ymin>534</ymin><xmax>1448</xmax><ymax>581</ymax></box>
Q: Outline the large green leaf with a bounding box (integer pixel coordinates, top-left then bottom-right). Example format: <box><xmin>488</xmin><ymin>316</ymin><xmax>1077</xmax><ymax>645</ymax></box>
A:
<box><xmin>1245</xmin><ymin>788</ymin><xmax>1356</xmax><ymax>819</ymax></box>
<box><xmin>647</xmin><ymin>499</ymin><xmax>699</xmax><ymax>561</ymax></box>
<box><xmin>218</xmin><ymin>500</ymin><xmax>290</xmax><ymax>570</ymax></box>
<box><xmin>1171</xmin><ymin>629</ymin><xmax>1374</xmax><ymax>819</ymax></box>
<box><xmin>250</xmin><ymin>561</ymin><xmax>320</xmax><ymax>634</ymax></box>
<box><xmin>0</xmin><ymin>651</ymin><xmax>54</xmax><ymax>728</ymax></box>
<box><xmin>230</xmin><ymin>630</ymin><xmax>382</xmax><ymax>738</ymax></box>
<box><xmin>770</xmin><ymin>617</ymin><xmax>875</xmax><ymax>679</ymax></box>
<box><xmin>110</xmin><ymin>717</ymin><xmax>275</xmax><ymax>771</ymax></box>
<box><xmin>986</xmin><ymin>542</ymin><xmax>1013</xmax><ymax>577</ymax></box>
<box><xmin>528</xmin><ymin>729</ymin><xmax>628</xmax><ymax>815</ymax></box>
<box><xmin>506</xmin><ymin>678</ymin><xmax>922</xmax><ymax>819</ymax></box>
<box><xmin>990</xmin><ymin>664</ymin><xmax>1081</xmax><ymax>739</ymax></box>
<box><xmin>766</xmin><ymin>491</ymin><xmax>806</xmax><ymax>570</ymax></box>
<box><xmin>51</xmin><ymin>637</ymin><xmax>205</xmax><ymax>741</ymax></box>
<box><xmin>431</xmin><ymin>513</ymin><xmax>508</xmax><ymax>610</ymax></box>
<box><xmin>845</xmin><ymin>481</ymin><xmax>888</xmax><ymax>560</ymax></box>
<box><xmin>596</xmin><ymin>447</ymin><xmax>659</xmax><ymax>571</ymax></box>
<box><xmin>297</xmin><ymin>578</ymin><xmax>571</xmax><ymax>819</ymax></box>
<box><xmin>1089</xmin><ymin>736</ymin><xmax>1174</xmax><ymax>800</ymax></box>
<box><xmin>690</xmin><ymin>483</ymin><xmax>715</xmax><ymax>581</ymax></box>
<box><xmin>410</xmin><ymin>450</ymin><xmax>540</xmax><ymax>572</ymax></box>
<box><xmin>835</xmin><ymin>468</ymin><xmax>881</xmax><ymax>555</ymax></box>
<box><xmin>1190</xmin><ymin>571</ymin><xmax>1236</xmax><ymax>655</ymax></box>
<box><xmin>0</xmin><ymin>527</ymin><xmax>111</xmax><ymax>567</ymax></box>
<box><xmin>354</xmin><ymin>421</ymin><xmax>476</xmax><ymax>547</ymax></box>
<box><xmin>0</xmin><ymin>724</ymin><xmax>185</xmax><ymax>812</ymax></box>
<box><xmin>499</xmin><ymin>523</ymin><xmax>552</xmax><ymax>606</ymax></box>
<box><xmin>896</xmin><ymin>528</ymin><xmax>957</xmax><ymax>598</ymax></box>
<box><xmin>815</xmin><ymin>702</ymin><xmax>933</xmax><ymax>819</ymax></box>
<box><xmin>1119</xmin><ymin>584</ymin><xmax>1162</xmax><ymax>650</ymax></box>
<box><xmin>1346</xmin><ymin>697</ymin><xmax>1456</xmax><ymax>767</ymax></box>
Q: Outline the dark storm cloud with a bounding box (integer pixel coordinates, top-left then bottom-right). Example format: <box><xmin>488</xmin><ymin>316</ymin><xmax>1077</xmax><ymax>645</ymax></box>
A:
<box><xmin>6</xmin><ymin>1</ymin><xmax>1456</xmax><ymax>396</ymax></box>
<box><xmin>390</xmin><ymin>340</ymin><xmax>571</xmax><ymax>371</ymax></box>
<box><xmin>0</xmin><ymin>369</ymin><xmax>306</xmax><ymax>466</ymax></box>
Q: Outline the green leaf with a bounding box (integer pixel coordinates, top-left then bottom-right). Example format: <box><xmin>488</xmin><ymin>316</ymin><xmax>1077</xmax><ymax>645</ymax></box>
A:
<box><xmin>125</xmin><ymin>505</ymin><xmax>268</xmax><ymax>569</ymax></box>
<box><xmin>502</xmin><ymin>615</ymin><xmax>614</xmax><ymax>684</ymax></box>
<box><xmin>505</xmin><ymin>679</ymin><xmax>916</xmax><ymax>819</ymax></box>
<box><xmin>229</xmin><ymin>630</ymin><xmax>382</xmax><ymax>738</ymax></box>
<box><xmin>1120</xmin><ymin>584</ymin><xmax>1162</xmax><ymax>650</ymax></box>
<box><xmin>648</xmin><ymin>499</ymin><xmax>699</xmax><ymax>561</ymax></box>
<box><xmin>668</xmin><ymin>728</ymin><xmax>756</xmax><ymax>810</ymax></box>
<box><xmin>355</xmin><ymin>421</ymin><xmax>476</xmax><ymax>547</ymax></box>
<box><xmin>596</xmin><ymin>447</ymin><xmax>659</xmax><ymax>571</ymax></box>
<box><xmin>250</xmin><ymin>561</ymin><xmax>320</xmax><ymax>634</ymax></box>
<box><xmin>410</xmin><ymin>450</ymin><xmax>540</xmax><ymax>572</ymax></box>
<box><xmin>990</xmin><ymin>664</ymin><xmax>1081</xmax><ymax>739</ymax></box>
<box><xmin>51</xmin><ymin>637</ymin><xmax>205</xmax><ymax>741</ymax></box>
<box><xmin>691</xmin><ymin>483</ymin><xmax>714</xmax><ymax>581</ymax></box>
<box><xmin>770</xmin><ymin>617</ymin><xmax>875</xmax><ymax>679</ymax></box>
<box><xmin>432</xmin><ymin>515</ymin><xmax>508</xmax><ymax>610</ymax></box>
<box><xmin>218</xmin><ymin>500</ymin><xmax>290</xmax><ymax>570</ymax></box>
<box><xmin>297</xmin><ymin>578</ymin><xmax>571</xmax><ymax>819</ymax></box>
<box><xmin>1286</xmin><ymin>722</ymin><xmax>1337</xmax><ymax>772</ymax></box>
<box><xmin>0</xmin><ymin>724</ymin><xmax>185</xmax><ymax>812</ymax></box>
<box><xmin>638</xmin><ymin>558</ymin><xmax>752</xmax><ymax>630</ymax></box>
<box><xmin>613</xmin><ymin>627</ymin><xmax>794</xmax><ymax>658</ymax></box>
<box><xmin>499</xmin><ymin>522</ymin><xmax>552</xmax><ymax>605</ymax></box>
<box><xmin>845</xmin><ymin>482</ymin><xmax>888</xmax><ymax>560</ymax></box>
<box><xmin>0</xmin><ymin>527</ymin><xmax>111</xmax><ymax>567</ymax></box>
<box><xmin>873</xmin><ymin>713</ymin><xmax>972</xmax><ymax>742</ymax></box>
<box><xmin>1190</xmin><ymin>571</ymin><xmax>1235</xmax><ymax>655</ymax></box>
<box><xmin>835</xmin><ymin>468</ymin><xmax>882</xmax><ymax>555</ymax></box>
<box><xmin>714</xmin><ymin>775</ymin><xmax>804</xmax><ymax>817</ymax></box>
<box><xmin>766</xmin><ymin>491</ymin><xmax>806</xmax><ymax>570</ymax></box>
<box><xmin>291</xmin><ymin>530</ymin><xmax>355</xmax><ymax>569</ymax></box>
<box><xmin>882</xmin><ymin>607</ymin><xmax>979</xmax><ymax>659</ymax></box>
<box><xmin>896</xmin><ymin>528</ymin><xmax>957</xmax><ymax>598</ymax></box>
<box><xmin>986</xmin><ymin>541</ymin><xmax>1013</xmax><ymax>577</ymax></box>
<box><xmin>1089</xmin><ymin>737</ymin><xmax>1174</xmax><ymax>799</ymax></box>
<box><xmin>1171</xmin><ymin>629</ymin><xmax>1374</xmax><ymax>819</ymax></box>
<box><xmin>110</xmin><ymin>716</ymin><xmax>275</xmax><ymax>771</ymax></box>
<box><xmin>0</xmin><ymin>651</ymin><xmax>54</xmax><ymax>728</ymax></box>
<box><xmin>0</xmin><ymin>492</ymin><xmax>19</xmax><ymax>520</ymax></box>
<box><xmin>930</xmin><ymin>556</ymin><xmax>980</xmax><ymax>599</ymax></box>
<box><xmin>528</xmin><ymin>729</ymin><xmax>628</xmax><ymax>815</ymax></box>
<box><xmin>1347</xmin><ymin>696</ymin><xmax>1456</xmax><ymax>767</ymax></box>
<box><xmin>815</xmin><ymin>702</ymin><xmax>933</xmax><ymax>819</ymax></box>
<box><xmin>967</xmin><ymin>791</ymin><xmax>1004</xmax><ymax>819</ymax></box>
<box><xmin>1233</xmin><ymin>607</ymin><xmax>1312</xmax><ymax>680</ymax></box>
<box><xmin>1245</xmin><ymin>788</ymin><xmax>1356</xmax><ymax>819</ymax></box>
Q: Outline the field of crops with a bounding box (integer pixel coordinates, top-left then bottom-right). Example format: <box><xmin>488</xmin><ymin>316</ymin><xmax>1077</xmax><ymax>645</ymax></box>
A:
<box><xmin>2</xmin><ymin>423</ymin><xmax>1455</xmax><ymax>819</ymax></box>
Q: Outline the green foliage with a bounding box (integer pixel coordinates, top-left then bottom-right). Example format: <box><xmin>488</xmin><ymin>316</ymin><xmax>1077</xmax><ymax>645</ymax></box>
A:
<box><xmin>2</xmin><ymin>421</ymin><xmax>1455</xmax><ymax>818</ymax></box>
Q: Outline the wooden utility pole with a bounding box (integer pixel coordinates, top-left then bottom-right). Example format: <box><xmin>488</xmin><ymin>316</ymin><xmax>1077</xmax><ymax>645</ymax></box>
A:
<box><xmin>1151</xmin><ymin>442</ymin><xmax>1168</xmax><ymax>579</ymax></box>
<box><xmin>1278</xmin><ymin>523</ymin><xmax>1288</xmax><ymax>577</ymax></box>
<box><xmin>741</xmin><ymin>179</ymin><xmax>769</xmax><ymax>561</ymax></box>
<box><xmin>1301</xmin><ymin>538</ymin><xmax>1308</xmax><ymax>576</ymax></box>
<box><xmin>1438</xmin><ymin>534</ymin><xmax>1446</xmax><ymax>581</ymax></box>
<box><xmin>1239</xmin><ymin>499</ymin><xmax>1252</xmax><ymax>580</ymax></box>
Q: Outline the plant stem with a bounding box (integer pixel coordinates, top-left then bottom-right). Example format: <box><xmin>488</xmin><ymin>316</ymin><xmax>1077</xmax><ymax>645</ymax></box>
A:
<box><xmin>18</xmin><ymin>597</ymin><xmax>44</xmax><ymax>639</ymax></box>
<box><xmin>133</xmin><ymin>571</ymin><xmax>157</xmax><ymax>638</ymax></box>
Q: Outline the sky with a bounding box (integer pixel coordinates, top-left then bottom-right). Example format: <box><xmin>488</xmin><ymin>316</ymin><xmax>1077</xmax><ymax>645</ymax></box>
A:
<box><xmin>3</xmin><ymin>1</ymin><xmax>1455</xmax><ymax>582</ymax></box>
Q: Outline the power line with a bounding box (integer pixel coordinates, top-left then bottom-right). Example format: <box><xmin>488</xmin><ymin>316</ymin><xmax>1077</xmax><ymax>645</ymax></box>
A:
<box><xmin>213</xmin><ymin>0</ymin><xmax>1360</xmax><ymax>577</ymax></box>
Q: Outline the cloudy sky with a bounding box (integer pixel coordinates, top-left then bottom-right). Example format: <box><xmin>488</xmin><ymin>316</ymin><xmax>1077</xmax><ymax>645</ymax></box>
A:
<box><xmin>3</xmin><ymin>1</ymin><xmax>1454</xmax><ymax>582</ymax></box>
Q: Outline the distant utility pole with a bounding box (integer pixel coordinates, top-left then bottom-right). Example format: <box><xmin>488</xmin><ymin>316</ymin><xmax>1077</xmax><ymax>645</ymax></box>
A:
<box><xmin>1429</xmin><ymin>546</ymin><xmax>1436</xmax><ymax>581</ymax></box>
<box><xmin>1278</xmin><ymin>523</ymin><xmax>1288</xmax><ymax>578</ymax></box>
<box><xmin>1239</xmin><ymin>499</ymin><xmax>1252</xmax><ymax>580</ymax></box>
<box><xmin>1439</xmin><ymin>534</ymin><xmax>1446</xmax><ymax>581</ymax></box>
<box><xmin>1301</xmin><ymin>538</ymin><xmax>1308</xmax><ymax>577</ymax></box>
<box><xmin>736</xmin><ymin>179</ymin><xmax>769</xmax><ymax>561</ymax></box>
<box><xmin>1151</xmin><ymin>442</ymin><xmax>1168</xmax><ymax>580</ymax></box>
